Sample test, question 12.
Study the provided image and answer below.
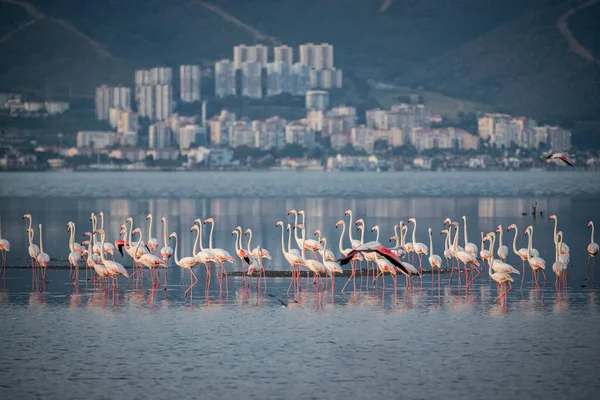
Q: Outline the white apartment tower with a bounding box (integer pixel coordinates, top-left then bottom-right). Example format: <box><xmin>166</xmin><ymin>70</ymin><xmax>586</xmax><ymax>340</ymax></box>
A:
<box><xmin>155</xmin><ymin>84</ymin><xmax>173</xmax><ymax>121</ymax></box>
<box><xmin>241</xmin><ymin>61</ymin><xmax>263</xmax><ymax>99</ymax></box>
<box><xmin>299</xmin><ymin>42</ymin><xmax>334</xmax><ymax>70</ymax></box>
<box><xmin>274</xmin><ymin>45</ymin><xmax>293</xmax><ymax>64</ymax></box>
<box><xmin>214</xmin><ymin>59</ymin><xmax>236</xmax><ymax>98</ymax></box>
<box><xmin>233</xmin><ymin>44</ymin><xmax>268</xmax><ymax>69</ymax></box>
<box><xmin>291</xmin><ymin>63</ymin><xmax>312</xmax><ymax>95</ymax></box>
<box><xmin>180</xmin><ymin>64</ymin><xmax>201</xmax><ymax>103</ymax></box>
<box><xmin>266</xmin><ymin>61</ymin><xmax>292</xmax><ymax>96</ymax></box>
<box><xmin>305</xmin><ymin>90</ymin><xmax>329</xmax><ymax>110</ymax></box>
<box><xmin>95</xmin><ymin>85</ymin><xmax>111</xmax><ymax>120</ymax></box>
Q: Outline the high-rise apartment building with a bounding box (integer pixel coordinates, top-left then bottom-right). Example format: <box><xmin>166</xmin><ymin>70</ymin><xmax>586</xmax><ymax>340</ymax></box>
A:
<box><xmin>180</xmin><ymin>64</ymin><xmax>201</xmax><ymax>103</ymax></box>
<box><xmin>241</xmin><ymin>61</ymin><xmax>263</xmax><ymax>99</ymax></box>
<box><xmin>274</xmin><ymin>45</ymin><xmax>293</xmax><ymax>64</ymax></box>
<box><xmin>233</xmin><ymin>44</ymin><xmax>268</xmax><ymax>69</ymax></box>
<box><xmin>266</xmin><ymin>61</ymin><xmax>292</xmax><ymax>96</ymax></box>
<box><xmin>214</xmin><ymin>59</ymin><xmax>236</xmax><ymax>98</ymax></box>
<box><xmin>299</xmin><ymin>42</ymin><xmax>334</xmax><ymax>70</ymax></box>
<box><xmin>96</xmin><ymin>85</ymin><xmax>132</xmax><ymax>120</ymax></box>
<box><xmin>155</xmin><ymin>84</ymin><xmax>173</xmax><ymax>121</ymax></box>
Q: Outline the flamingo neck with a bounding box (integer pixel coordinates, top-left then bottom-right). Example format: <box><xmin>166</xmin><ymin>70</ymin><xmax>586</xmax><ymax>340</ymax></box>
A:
<box><xmin>246</xmin><ymin>229</ymin><xmax>253</xmax><ymax>252</ymax></box>
<box><xmin>411</xmin><ymin>221</ymin><xmax>417</xmax><ymax>245</ymax></box>
<box><xmin>208</xmin><ymin>221</ymin><xmax>214</xmax><ymax>249</ymax></box>
<box><xmin>301</xmin><ymin>227</ymin><xmax>306</xmax><ymax>260</ymax></box>
<box><xmin>591</xmin><ymin>223</ymin><xmax>595</xmax><ymax>244</ymax></box>
<box><xmin>172</xmin><ymin>234</ymin><xmax>180</xmax><ymax>266</ymax></box>
<box><xmin>359</xmin><ymin>224</ymin><xmax>365</xmax><ymax>244</ymax></box>
<box><xmin>488</xmin><ymin>236</ymin><xmax>495</xmax><ymax>276</ymax></box>
<box><xmin>279</xmin><ymin>225</ymin><xmax>286</xmax><ymax>254</ymax></box>
<box><xmin>197</xmin><ymin>222</ymin><xmax>206</xmax><ymax>251</ymax></box>
<box><xmin>552</xmin><ymin>218</ymin><xmax>558</xmax><ymax>240</ymax></box>
<box><xmin>463</xmin><ymin>218</ymin><xmax>468</xmax><ymax>244</ymax></box>
<box><xmin>453</xmin><ymin>224</ymin><xmax>459</xmax><ymax>251</ymax></box>
<box><xmin>374</xmin><ymin>227</ymin><xmax>379</xmax><ymax>242</ymax></box>
<box><xmin>526</xmin><ymin>230</ymin><xmax>533</xmax><ymax>259</ymax></box>
<box><xmin>347</xmin><ymin>211</ymin><xmax>355</xmax><ymax>243</ymax></box>
<box><xmin>192</xmin><ymin>228</ymin><xmax>200</xmax><ymax>256</ymax></box>
<box><xmin>148</xmin><ymin>215</ymin><xmax>153</xmax><ymax>239</ymax></box>
<box><xmin>321</xmin><ymin>238</ymin><xmax>327</xmax><ymax>256</ymax></box>
<box><xmin>99</xmin><ymin>232</ymin><xmax>107</xmax><ymax>262</ymax></box>
<box><xmin>498</xmin><ymin>228</ymin><xmax>503</xmax><ymax>248</ymax></box>
<box><xmin>338</xmin><ymin>222</ymin><xmax>345</xmax><ymax>253</ymax></box>
<box><xmin>162</xmin><ymin>219</ymin><xmax>168</xmax><ymax>247</ymax></box>
<box><xmin>429</xmin><ymin>230</ymin><xmax>433</xmax><ymax>254</ymax></box>
<box><xmin>39</xmin><ymin>225</ymin><xmax>44</xmax><ymax>253</ymax></box>
<box><xmin>100</xmin><ymin>213</ymin><xmax>104</xmax><ymax>231</ymax></box>
<box><xmin>293</xmin><ymin>213</ymin><xmax>301</xmax><ymax>247</ymax></box>
<box><xmin>133</xmin><ymin>231</ymin><xmax>142</xmax><ymax>262</ymax></box>
<box><xmin>69</xmin><ymin>224</ymin><xmax>75</xmax><ymax>252</ymax></box>
<box><xmin>511</xmin><ymin>227</ymin><xmax>519</xmax><ymax>254</ymax></box>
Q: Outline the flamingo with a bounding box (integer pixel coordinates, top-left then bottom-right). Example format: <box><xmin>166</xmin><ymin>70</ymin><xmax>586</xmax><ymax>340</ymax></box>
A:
<box><xmin>244</xmin><ymin>228</ymin><xmax>267</xmax><ymax>287</ymax></box>
<box><xmin>319</xmin><ymin>237</ymin><xmax>343</xmax><ymax>291</ymax></box>
<box><xmin>191</xmin><ymin>224</ymin><xmax>217</xmax><ymax>282</ymax></box>
<box><xmin>479</xmin><ymin>232</ymin><xmax>490</xmax><ymax>262</ymax></box>
<box><xmin>337</xmin><ymin>239</ymin><xmax>414</xmax><ymax>277</ymax></box>
<box><xmin>451</xmin><ymin>222</ymin><xmax>480</xmax><ymax>288</ymax></box>
<box><xmin>36</xmin><ymin>224</ymin><xmax>50</xmax><ymax>282</ymax></box>
<box><xmin>124</xmin><ymin>217</ymin><xmax>148</xmax><ymax>278</ymax></box>
<box><xmin>275</xmin><ymin>221</ymin><xmax>304</xmax><ymax>293</ymax></box>
<box><xmin>97</xmin><ymin>229</ymin><xmax>129</xmax><ymax>291</ymax></box>
<box><xmin>169</xmin><ymin>231</ymin><xmax>201</xmax><ymax>300</ymax></box>
<box><xmin>461</xmin><ymin>216</ymin><xmax>478</xmax><ymax>257</ymax></box>
<box><xmin>587</xmin><ymin>221</ymin><xmax>599</xmax><ymax>282</ymax></box>
<box><xmin>400</xmin><ymin>221</ymin><xmax>414</xmax><ymax>262</ymax></box>
<box><xmin>495</xmin><ymin>225</ymin><xmax>509</xmax><ymax>262</ymax></box>
<box><xmin>524</xmin><ymin>226</ymin><xmax>546</xmax><ymax>287</ymax></box>
<box><xmin>203</xmin><ymin>218</ymin><xmax>235</xmax><ymax>292</ymax></box>
<box><xmin>389</xmin><ymin>224</ymin><xmax>407</xmax><ymax>259</ymax></box>
<box><xmin>507</xmin><ymin>224</ymin><xmax>538</xmax><ymax>290</ymax></box>
<box><xmin>90</xmin><ymin>214</ymin><xmax>102</xmax><ymax>256</ymax></box>
<box><xmin>486</xmin><ymin>233</ymin><xmax>520</xmax><ymax>275</ymax></box>
<box><xmin>408</xmin><ymin>218</ymin><xmax>428</xmax><ymax>274</ymax></box>
<box><xmin>287</xmin><ymin>209</ymin><xmax>304</xmax><ymax>250</ymax></box>
<box><xmin>484</xmin><ymin>233</ymin><xmax>514</xmax><ymax>303</ymax></box>
<box><xmin>297</xmin><ymin>210</ymin><xmax>323</xmax><ymax>259</ymax></box>
<box><xmin>0</xmin><ymin>216</ymin><xmax>10</xmax><ymax>274</ymax></box>
<box><xmin>146</xmin><ymin>214</ymin><xmax>159</xmax><ymax>253</ymax></box>
<box><xmin>356</xmin><ymin>219</ymin><xmax>378</xmax><ymax>279</ymax></box>
<box><xmin>336</xmin><ymin>219</ymin><xmax>363</xmax><ymax>293</ymax></box>
<box><xmin>313</xmin><ymin>229</ymin><xmax>335</xmax><ymax>261</ymax></box>
<box><xmin>295</xmin><ymin>224</ymin><xmax>326</xmax><ymax>289</ymax></box>
<box><xmin>428</xmin><ymin>228</ymin><xmax>443</xmax><ymax>287</ymax></box>
<box><xmin>440</xmin><ymin>229</ymin><xmax>452</xmax><ymax>269</ymax></box>
<box><xmin>82</xmin><ymin>239</ymin><xmax>110</xmax><ymax>288</ymax></box>
<box><xmin>232</xmin><ymin>226</ymin><xmax>250</xmax><ymax>281</ymax></box>
<box><xmin>344</xmin><ymin>209</ymin><xmax>362</xmax><ymax>249</ymax></box>
<box><xmin>23</xmin><ymin>214</ymin><xmax>40</xmax><ymax>279</ymax></box>
<box><xmin>549</xmin><ymin>215</ymin><xmax>570</xmax><ymax>256</ymax></box>
<box><xmin>546</xmin><ymin>153</ymin><xmax>573</xmax><ymax>166</ymax></box>
<box><xmin>159</xmin><ymin>217</ymin><xmax>174</xmax><ymax>263</ymax></box>
<box><xmin>98</xmin><ymin>212</ymin><xmax>115</xmax><ymax>260</ymax></box>
<box><xmin>245</xmin><ymin>228</ymin><xmax>272</xmax><ymax>261</ymax></box>
<box><xmin>130</xmin><ymin>228</ymin><xmax>167</xmax><ymax>290</ymax></box>
<box><xmin>552</xmin><ymin>231</ymin><xmax>566</xmax><ymax>291</ymax></box>
<box><xmin>67</xmin><ymin>222</ymin><xmax>81</xmax><ymax>283</ymax></box>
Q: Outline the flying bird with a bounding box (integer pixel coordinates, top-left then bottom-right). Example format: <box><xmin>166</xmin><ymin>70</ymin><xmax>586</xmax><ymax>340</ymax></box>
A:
<box><xmin>546</xmin><ymin>153</ymin><xmax>573</xmax><ymax>166</ymax></box>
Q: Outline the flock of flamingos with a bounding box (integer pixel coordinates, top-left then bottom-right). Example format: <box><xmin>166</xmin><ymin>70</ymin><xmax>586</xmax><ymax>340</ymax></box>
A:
<box><xmin>0</xmin><ymin>210</ymin><xmax>598</xmax><ymax>305</ymax></box>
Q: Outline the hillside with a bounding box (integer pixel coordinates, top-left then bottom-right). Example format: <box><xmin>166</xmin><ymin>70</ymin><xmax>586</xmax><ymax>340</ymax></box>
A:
<box><xmin>0</xmin><ymin>0</ymin><xmax>599</xmax><ymax>145</ymax></box>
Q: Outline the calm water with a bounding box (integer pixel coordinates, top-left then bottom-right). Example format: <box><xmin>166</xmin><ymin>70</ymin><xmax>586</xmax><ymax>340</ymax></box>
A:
<box><xmin>1</xmin><ymin>171</ymin><xmax>599</xmax><ymax>400</ymax></box>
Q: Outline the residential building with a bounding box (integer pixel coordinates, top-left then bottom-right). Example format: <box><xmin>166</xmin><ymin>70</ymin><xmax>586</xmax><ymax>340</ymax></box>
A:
<box><xmin>229</xmin><ymin>120</ymin><xmax>254</xmax><ymax>148</ymax></box>
<box><xmin>366</xmin><ymin>109</ymin><xmax>388</xmax><ymax>129</ymax></box>
<box><xmin>306</xmin><ymin>110</ymin><xmax>325</xmax><ymax>131</ymax></box>
<box><xmin>214</xmin><ymin>59</ymin><xmax>236</xmax><ymax>98</ymax></box>
<box><xmin>147</xmin><ymin>148</ymin><xmax>180</xmax><ymax>161</ymax></box>
<box><xmin>318</xmin><ymin>68</ymin><xmax>342</xmax><ymax>89</ymax></box>
<box><xmin>538</xmin><ymin>125</ymin><xmax>571</xmax><ymax>152</ymax></box>
<box><xmin>208</xmin><ymin>109</ymin><xmax>237</xmax><ymax>146</ymax></box>
<box><xmin>118</xmin><ymin>131</ymin><xmax>138</xmax><ymax>147</ymax></box>
<box><xmin>299</xmin><ymin>42</ymin><xmax>334</xmax><ymax>70</ymax></box>
<box><xmin>411</xmin><ymin>127</ymin><xmax>467</xmax><ymax>152</ymax></box>
<box><xmin>112</xmin><ymin>87</ymin><xmax>131</xmax><ymax>111</ymax></box>
<box><xmin>138</xmin><ymin>85</ymin><xmax>154</xmax><ymax>119</ymax></box>
<box><xmin>285</xmin><ymin>119</ymin><xmax>315</xmax><ymax>148</ymax></box>
<box><xmin>117</xmin><ymin>110</ymin><xmax>139</xmax><ymax>133</ymax></box>
<box><xmin>76</xmin><ymin>131</ymin><xmax>116</xmax><ymax>148</ymax></box>
<box><xmin>291</xmin><ymin>63</ymin><xmax>312</xmax><ymax>95</ymax></box>
<box><xmin>233</xmin><ymin>44</ymin><xmax>268</xmax><ymax>69</ymax></box>
<box><xmin>305</xmin><ymin>90</ymin><xmax>329</xmax><ymax>110</ymax></box>
<box><xmin>330</xmin><ymin>133</ymin><xmax>349</xmax><ymax>151</ymax></box>
<box><xmin>274</xmin><ymin>45</ymin><xmax>293</xmax><ymax>64</ymax></box>
<box><xmin>458</xmin><ymin>132</ymin><xmax>480</xmax><ymax>151</ymax></box>
<box><xmin>44</xmin><ymin>102</ymin><xmax>70</xmax><ymax>115</ymax></box>
<box><xmin>477</xmin><ymin>113</ymin><xmax>510</xmax><ymax>141</ymax></box>
<box><xmin>351</xmin><ymin>125</ymin><xmax>376</xmax><ymax>153</ymax></box>
<box><xmin>179</xmin><ymin>124</ymin><xmax>206</xmax><ymax>150</ymax></box>
<box><xmin>155</xmin><ymin>84</ymin><xmax>173</xmax><ymax>121</ymax></box>
<box><xmin>266</xmin><ymin>61</ymin><xmax>292</xmax><ymax>96</ymax></box>
<box><xmin>253</xmin><ymin>116</ymin><xmax>286</xmax><ymax>150</ymax></box>
<box><xmin>149</xmin><ymin>67</ymin><xmax>173</xmax><ymax>85</ymax></box>
<box><xmin>149</xmin><ymin>122</ymin><xmax>172</xmax><ymax>149</ymax></box>
<box><xmin>241</xmin><ymin>61</ymin><xmax>263</xmax><ymax>99</ymax></box>
<box><xmin>109</xmin><ymin>147</ymin><xmax>146</xmax><ymax>163</ymax></box>
<box><xmin>95</xmin><ymin>85</ymin><xmax>111</xmax><ymax>120</ymax></box>
<box><xmin>180</xmin><ymin>64</ymin><xmax>201</xmax><ymax>103</ymax></box>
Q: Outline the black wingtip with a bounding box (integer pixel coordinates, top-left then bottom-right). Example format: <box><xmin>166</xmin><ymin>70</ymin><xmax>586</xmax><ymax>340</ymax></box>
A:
<box><xmin>117</xmin><ymin>244</ymin><xmax>124</xmax><ymax>257</ymax></box>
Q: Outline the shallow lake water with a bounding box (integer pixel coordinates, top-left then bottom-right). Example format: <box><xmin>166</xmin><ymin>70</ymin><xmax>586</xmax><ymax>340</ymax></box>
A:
<box><xmin>0</xmin><ymin>171</ymin><xmax>599</xmax><ymax>400</ymax></box>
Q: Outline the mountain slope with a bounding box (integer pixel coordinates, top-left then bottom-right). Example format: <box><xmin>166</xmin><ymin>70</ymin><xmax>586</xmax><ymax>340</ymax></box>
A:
<box><xmin>396</xmin><ymin>1</ymin><xmax>600</xmax><ymax>123</ymax></box>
